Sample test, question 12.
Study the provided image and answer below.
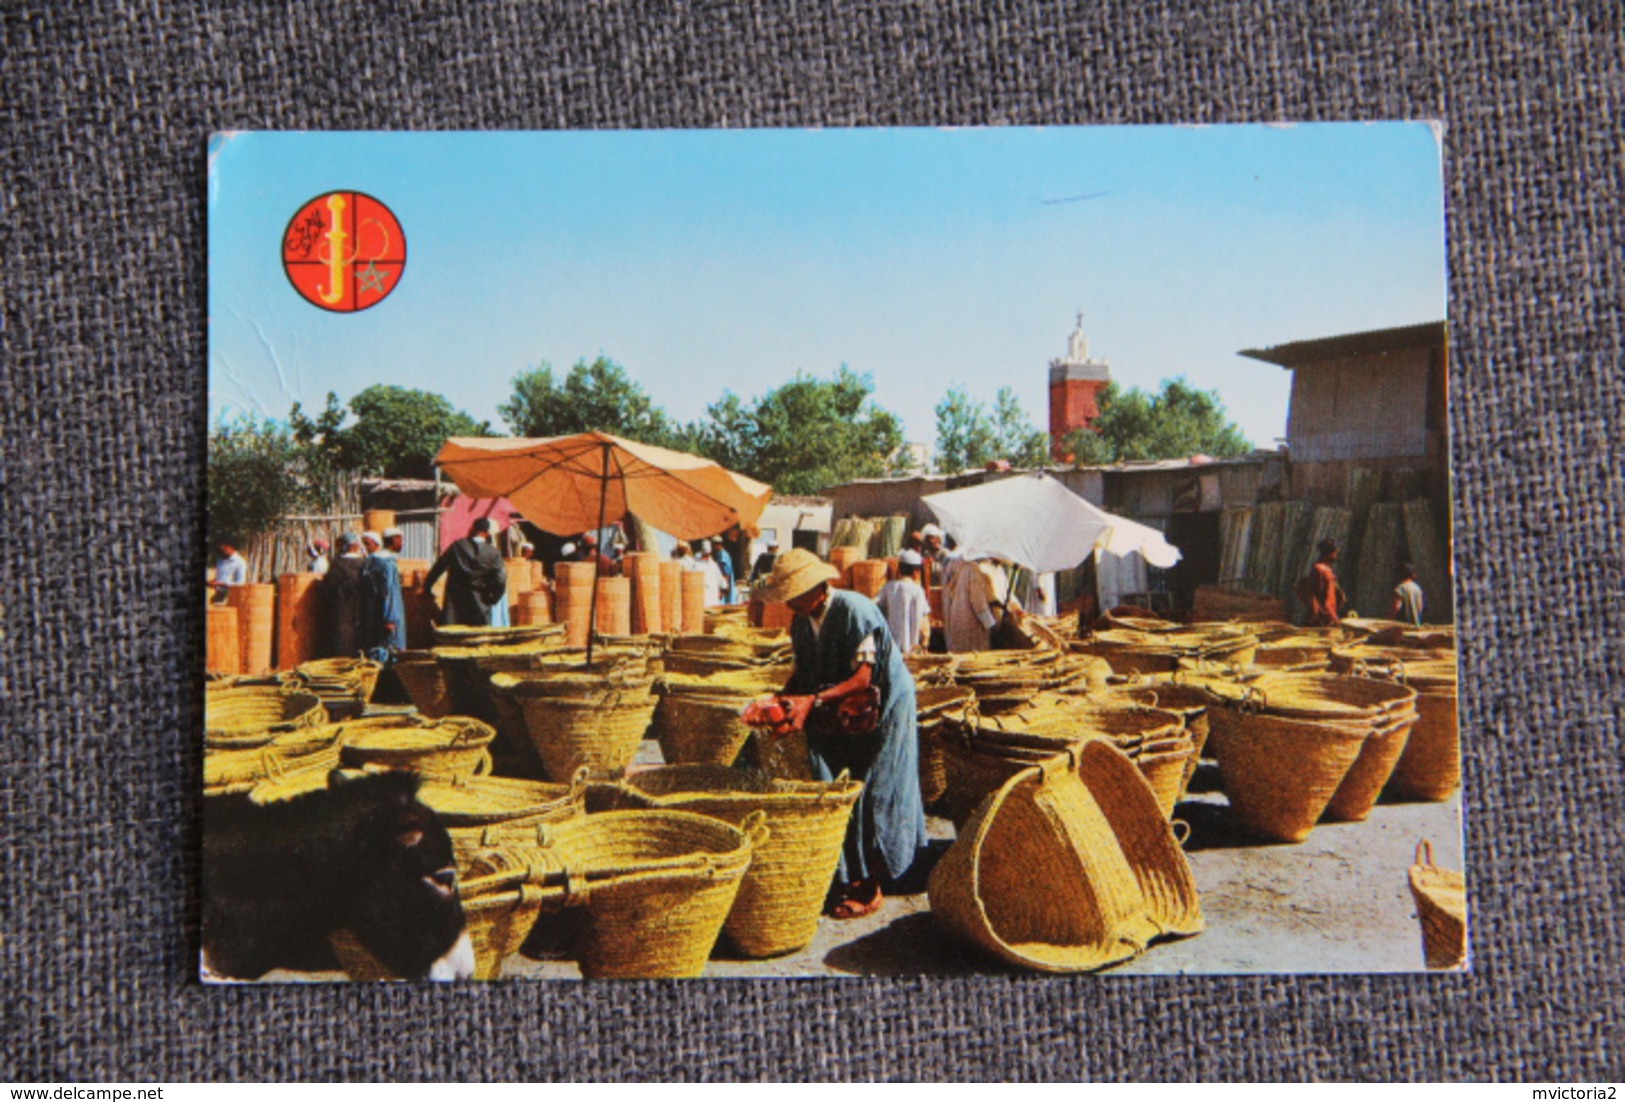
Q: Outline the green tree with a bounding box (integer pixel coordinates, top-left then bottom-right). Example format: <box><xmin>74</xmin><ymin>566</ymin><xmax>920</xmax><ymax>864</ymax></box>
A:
<box><xmin>207</xmin><ymin>414</ymin><xmax>311</xmax><ymax>546</ymax></box>
<box><xmin>499</xmin><ymin>356</ymin><xmax>675</xmax><ymax>444</ymax></box>
<box><xmin>934</xmin><ymin>386</ymin><xmax>1048</xmax><ymax>471</ymax></box>
<box><xmin>291</xmin><ymin>385</ymin><xmax>489</xmax><ymax>480</ymax></box>
<box><xmin>1057</xmin><ymin>378</ymin><xmax>1252</xmax><ymax>465</ymax></box>
<box><xmin>696</xmin><ymin>368</ymin><xmax>904</xmax><ymax>495</ymax></box>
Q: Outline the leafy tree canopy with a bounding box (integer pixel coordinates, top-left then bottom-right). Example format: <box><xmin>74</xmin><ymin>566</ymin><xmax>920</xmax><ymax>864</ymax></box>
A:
<box><xmin>934</xmin><ymin>386</ymin><xmax>1049</xmax><ymax>472</ymax></box>
<box><xmin>499</xmin><ymin>357</ymin><xmax>675</xmax><ymax>445</ymax></box>
<box><xmin>291</xmin><ymin>384</ymin><xmax>489</xmax><ymax>480</ymax></box>
<box><xmin>696</xmin><ymin>367</ymin><xmax>904</xmax><ymax>495</ymax></box>
<box><xmin>207</xmin><ymin>415</ymin><xmax>311</xmax><ymax>547</ymax></box>
<box><xmin>1058</xmin><ymin>378</ymin><xmax>1253</xmax><ymax>466</ymax></box>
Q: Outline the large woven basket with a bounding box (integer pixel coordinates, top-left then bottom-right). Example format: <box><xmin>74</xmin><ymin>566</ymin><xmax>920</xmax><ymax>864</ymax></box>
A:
<box><xmin>935</xmin><ymin>721</ymin><xmax>1092</xmax><ymax>828</ymax></box>
<box><xmin>285</xmin><ymin>657</ymin><xmax>383</xmax><ymax>704</ymax></box>
<box><xmin>205</xmin><ymin>687</ymin><xmax>327</xmax><ymax>748</ymax></box>
<box><xmin>538</xmin><ymin>809</ymin><xmax>763</xmax><ymax>978</ymax></box>
<box><xmin>927</xmin><ymin>744</ymin><xmax>1202</xmax><ymax>972</ymax></box>
<box><xmin>1408</xmin><ymin>839</ymin><xmax>1467</xmax><ymax>969</ymax></box>
<box><xmin>1320</xmin><ymin>710</ymin><xmax>1416</xmax><ymax>822</ymax></box>
<box><xmin>202</xmin><ymin>721</ymin><xmax>346</xmax><ymax>796</ymax></box>
<box><xmin>916</xmin><ymin>684</ymin><xmax>977</xmax><ymax>809</ymax></box>
<box><xmin>617</xmin><ymin>766</ymin><xmax>863</xmax><ymax>958</ymax></box>
<box><xmin>392</xmin><ymin>652</ymin><xmax>453</xmax><ymax>718</ymax></box>
<box><xmin>431</xmin><ymin>623</ymin><xmax>564</xmax><ymax>649</ymax></box>
<box><xmin>490</xmin><ymin>669</ymin><xmax>656</xmax><ymax>782</ymax></box>
<box><xmin>1386</xmin><ymin>690</ymin><xmax>1461</xmax><ymax>801</ymax></box>
<box><xmin>1132</xmin><ymin>735</ymin><xmax>1198</xmax><ymax>819</ymax></box>
<box><xmin>339</xmin><ymin>716</ymin><xmax>497</xmax><ymax>780</ymax></box>
<box><xmin>1205</xmin><ymin>705</ymin><xmax>1371</xmax><ymax>842</ymax></box>
<box><xmin>1244</xmin><ymin>672</ymin><xmax>1419</xmax><ymax>724</ymax></box>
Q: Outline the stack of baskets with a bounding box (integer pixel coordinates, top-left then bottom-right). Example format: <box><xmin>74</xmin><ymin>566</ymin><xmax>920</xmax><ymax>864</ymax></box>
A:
<box><xmin>952</xmin><ymin>646</ymin><xmax>1062</xmax><ymax>714</ymax></box>
<box><xmin>280</xmin><ymin>657</ymin><xmax>383</xmax><ymax>719</ymax></box>
<box><xmin>661</xmin><ymin>632</ymin><xmax>791</xmax><ymax>677</ymax></box>
<box><xmin>608</xmin><ymin>765</ymin><xmax>864</xmax><ymax>958</ymax></box>
<box><xmin>915</xmin><ymin>684</ymin><xmax>977</xmax><ymax>810</ymax></box>
<box><xmin>1072</xmin><ymin>625</ymin><xmax>1259</xmax><ymax>677</ymax></box>
<box><xmin>928</xmin><ymin>743</ymin><xmax>1203</xmax><ymax>973</ymax></box>
<box><xmin>206</xmin><ymin>686</ymin><xmax>327</xmax><ymax>749</ymax></box>
<box><xmin>203</xmin><ymin>720</ymin><xmax>346</xmax><ymax>797</ymax></box>
<box><xmin>1205</xmin><ymin>672</ymin><xmax>1419</xmax><ymax>842</ymax></box>
<box><xmin>1329</xmin><ymin>644</ymin><xmax>1460</xmax><ymax>802</ymax></box>
<box><xmin>652</xmin><ymin>665</ymin><xmax>794</xmax><ymax>768</ymax></box>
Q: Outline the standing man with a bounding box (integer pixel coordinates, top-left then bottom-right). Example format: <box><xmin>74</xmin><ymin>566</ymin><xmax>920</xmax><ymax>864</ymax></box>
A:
<box><xmin>712</xmin><ymin>536</ymin><xmax>738</xmax><ymax>605</ymax></box>
<box><xmin>424</xmin><ymin>517</ymin><xmax>508</xmax><ymax>627</ymax></box>
<box><xmin>876</xmin><ymin>549</ymin><xmax>932</xmax><ymax>656</ymax></box>
<box><xmin>381</xmin><ymin>527</ymin><xmax>405</xmax><ymax>557</ymax></box>
<box><xmin>359</xmin><ymin>531</ymin><xmax>407</xmax><ymax>658</ymax></box>
<box><xmin>1390</xmin><ymin>562</ymin><xmax>1426</xmax><ymax>626</ymax></box>
<box><xmin>749</xmin><ymin>540</ymin><xmax>781</xmax><ymax>585</ymax></box>
<box><xmin>942</xmin><ymin>556</ymin><xmax>1000</xmax><ymax>653</ymax></box>
<box><xmin>696</xmin><ymin>540</ymin><xmax>728</xmax><ymax>607</ymax></box>
<box><xmin>210</xmin><ymin>540</ymin><xmax>247</xmax><ymax>604</ymax></box>
<box><xmin>743</xmin><ymin>549</ymin><xmax>928</xmax><ymax>920</ymax></box>
<box><xmin>1300</xmin><ymin>538</ymin><xmax>1347</xmax><ymax>627</ymax></box>
<box><xmin>317</xmin><ymin>533</ymin><xmax>367</xmax><ymax>658</ymax></box>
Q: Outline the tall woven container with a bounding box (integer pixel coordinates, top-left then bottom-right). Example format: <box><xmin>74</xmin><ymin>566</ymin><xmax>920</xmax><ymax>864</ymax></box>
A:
<box><xmin>554</xmin><ymin>561</ymin><xmax>597</xmax><ymax>647</ymax></box>
<box><xmin>1408</xmin><ymin>840</ymin><xmax>1468</xmax><ymax>969</ymax></box>
<box><xmin>594</xmin><ymin>576</ymin><xmax>633</xmax><ymax>637</ymax></box>
<box><xmin>392</xmin><ymin>653</ymin><xmax>453</xmax><ymax>718</ymax></box>
<box><xmin>679</xmin><ymin>570</ymin><xmax>706</xmax><ymax>635</ymax></box>
<box><xmin>620</xmin><ymin>767</ymin><xmax>863</xmax><ymax>958</ymax></box>
<box><xmin>206</xmin><ymin>605</ymin><xmax>241</xmax><ymax>675</ymax></box>
<box><xmin>275</xmin><ymin>573</ymin><xmax>322</xmax><ymax>671</ymax></box>
<box><xmin>623</xmin><ymin>552</ymin><xmax>663</xmax><ymax>635</ymax></box>
<box><xmin>504</xmin><ymin>556</ymin><xmax>532</xmax><ymax>610</ymax></box>
<box><xmin>848</xmin><ymin>560</ymin><xmax>887</xmax><ymax>598</ymax></box>
<box><xmin>927</xmin><ymin>746</ymin><xmax>1201</xmax><ymax>973</ymax></box>
<box><xmin>362</xmin><ymin>509</ymin><xmax>395</xmax><ymax>534</ymax></box>
<box><xmin>227</xmin><ymin>583</ymin><xmax>277</xmax><ymax>676</ymax></box>
<box><xmin>1322</xmin><ymin>712</ymin><xmax>1416</xmax><ymax>821</ymax></box>
<box><xmin>1206</xmin><ymin>707</ymin><xmax>1369</xmax><ymax>842</ymax></box>
<box><xmin>1386</xmin><ymin>690</ymin><xmax>1460</xmax><ymax>801</ymax></box>
<box><xmin>494</xmin><ymin>670</ymin><xmax>657</xmax><ymax>780</ymax></box>
<box><xmin>656</xmin><ymin>561</ymin><xmax>682</xmax><ymax>634</ymax></box>
<box><xmin>514</xmin><ymin>589</ymin><xmax>553</xmax><ymax>626</ymax></box>
<box><xmin>541</xmin><ymin>809</ymin><xmax>759</xmax><ymax>978</ymax></box>
<box><xmin>1133</xmin><ymin>736</ymin><xmax>1198</xmax><ymax>819</ymax></box>
<box><xmin>829</xmin><ymin>545</ymin><xmax>862</xmax><ymax>584</ymax></box>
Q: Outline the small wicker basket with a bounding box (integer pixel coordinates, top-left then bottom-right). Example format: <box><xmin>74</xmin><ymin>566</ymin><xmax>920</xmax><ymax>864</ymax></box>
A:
<box><xmin>1408</xmin><ymin>839</ymin><xmax>1467</xmax><ymax>969</ymax></box>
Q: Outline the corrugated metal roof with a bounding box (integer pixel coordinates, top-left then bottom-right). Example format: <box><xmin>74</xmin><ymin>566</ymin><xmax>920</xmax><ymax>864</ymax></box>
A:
<box><xmin>1239</xmin><ymin>320</ymin><xmax>1447</xmax><ymax>368</ymax></box>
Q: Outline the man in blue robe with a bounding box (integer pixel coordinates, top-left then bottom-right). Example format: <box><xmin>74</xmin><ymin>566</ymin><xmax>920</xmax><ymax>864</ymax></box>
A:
<box><xmin>746</xmin><ymin>548</ymin><xmax>928</xmax><ymax>919</ymax></box>
<box><xmin>359</xmin><ymin>531</ymin><xmax>407</xmax><ymax>660</ymax></box>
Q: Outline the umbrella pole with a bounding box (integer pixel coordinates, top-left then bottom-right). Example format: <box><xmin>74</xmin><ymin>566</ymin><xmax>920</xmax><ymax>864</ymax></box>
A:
<box><xmin>586</xmin><ymin>443</ymin><xmax>610</xmax><ymax>667</ymax></box>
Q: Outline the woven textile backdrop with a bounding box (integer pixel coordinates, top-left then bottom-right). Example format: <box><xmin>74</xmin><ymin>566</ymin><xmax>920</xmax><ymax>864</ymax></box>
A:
<box><xmin>3</xmin><ymin>1</ymin><xmax>1621</xmax><ymax>1082</ymax></box>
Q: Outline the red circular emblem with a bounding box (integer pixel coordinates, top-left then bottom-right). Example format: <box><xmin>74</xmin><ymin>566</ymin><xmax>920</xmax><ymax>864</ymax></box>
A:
<box><xmin>282</xmin><ymin>191</ymin><xmax>406</xmax><ymax>312</ymax></box>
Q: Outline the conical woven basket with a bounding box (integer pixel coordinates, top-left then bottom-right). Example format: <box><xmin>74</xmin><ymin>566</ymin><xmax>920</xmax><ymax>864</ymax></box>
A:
<box><xmin>1206</xmin><ymin>706</ymin><xmax>1371</xmax><ymax>842</ymax></box>
<box><xmin>1132</xmin><ymin>736</ymin><xmax>1197</xmax><ymax>819</ymax></box>
<box><xmin>339</xmin><ymin>716</ymin><xmax>497</xmax><ymax>780</ymax></box>
<box><xmin>205</xmin><ymin>687</ymin><xmax>327</xmax><ymax>748</ymax></box>
<box><xmin>1321</xmin><ymin>711</ymin><xmax>1416</xmax><ymax>822</ymax></box>
<box><xmin>915</xmin><ymin>685</ymin><xmax>977</xmax><ymax>809</ymax></box>
<box><xmin>617</xmin><ymin>765</ymin><xmax>863</xmax><ymax>958</ymax></box>
<box><xmin>1385</xmin><ymin>689</ymin><xmax>1460</xmax><ymax>801</ymax></box>
<box><xmin>539</xmin><ymin>809</ymin><xmax>762</xmax><ymax>978</ymax></box>
<box><xmin>649</xmin><ymin>666</ymin><xmax>792</xmax><ymax>767</ymax></box>
<box><xmin>1407</xmin><ymin>839</ymin><xmax>1467</xmax><ymax>969</ymax></box>
<box><xmin>927</xmin><ymin>744</ymin><xmax>1201</xmax><ymax>973</ymax></box>
<box><xmin>491</xmin><ymin>670</ymin><xmax>656</xmax><ymax>782</ymax></box>
<box><xmin>392</xmin><ymin>652</ymin><xmax>454</xmax><ymax>717</ymax></box>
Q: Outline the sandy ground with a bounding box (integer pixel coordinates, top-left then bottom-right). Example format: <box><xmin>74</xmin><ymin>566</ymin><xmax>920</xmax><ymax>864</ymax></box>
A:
<box><xmin>258</xmin><ymin>746</ymin><xmax>1465</xmax><ymax>983</ymax></box>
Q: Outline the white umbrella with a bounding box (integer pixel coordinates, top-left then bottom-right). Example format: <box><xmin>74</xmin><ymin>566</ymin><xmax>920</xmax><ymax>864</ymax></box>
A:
<box><xmin>921</xmin><ymin>472</ymin><xmax>1181</xmax><ymax>572</ymax></box>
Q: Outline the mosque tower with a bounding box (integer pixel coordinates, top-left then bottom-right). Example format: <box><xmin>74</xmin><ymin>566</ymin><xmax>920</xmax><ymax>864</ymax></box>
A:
<box><xmin>1048</xmin><ymin>310</ymin><xmax>1112</xmax><ymax>457</ymax></box>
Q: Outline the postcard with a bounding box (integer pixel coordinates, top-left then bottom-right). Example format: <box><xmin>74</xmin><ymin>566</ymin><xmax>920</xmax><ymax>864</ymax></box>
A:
<box><xmin>204</xmin><ymin>125</ymin><xmax>1463</xmax><ymax>981</ymax></box>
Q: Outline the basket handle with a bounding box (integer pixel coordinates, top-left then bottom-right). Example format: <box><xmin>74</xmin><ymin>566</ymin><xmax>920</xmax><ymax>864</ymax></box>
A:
<box><xmin>1414</xmin><ymin>839</ymin><xmax>1435</xmax><ymax>867</ymax></box>
<box><xmin>740</xmin><ymin>808</ymin><xmax>773</xmax><ymax>850</ymax></box>
<box><xmin>472</xmin><ymin>750</ymin><xmax>494</xmax><ymax>777</ymax></box>
<box><xmin>1170</xmin><ymin>818</ymin><xmax>1192</xmax><ymax>846</ymax></box>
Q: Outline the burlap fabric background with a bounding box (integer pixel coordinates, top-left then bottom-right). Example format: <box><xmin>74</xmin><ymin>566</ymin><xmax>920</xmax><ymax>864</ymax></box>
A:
<box><xmin>3</xmin><ymin>1</ymin><xmax>1620</xmax><ymax>1082</ymax></box>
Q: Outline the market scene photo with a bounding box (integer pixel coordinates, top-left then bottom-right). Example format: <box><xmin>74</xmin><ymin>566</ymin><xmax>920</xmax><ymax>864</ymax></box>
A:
<box><xmin>203</xmin><ymin>127</ymin><xmax>1463</xmax><ymax>981</ymax></box>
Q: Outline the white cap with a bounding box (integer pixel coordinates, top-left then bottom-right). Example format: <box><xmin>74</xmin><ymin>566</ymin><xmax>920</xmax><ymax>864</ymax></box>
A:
<box><xmin>560</xmin><ymin>542</ymin><xmax>577</xmax><ymax>557</ymax></box>
<box><xmin>920</xmin><ymin>524</ymin><xmax>944</xmax><ymax>539</ymax></box>
<box><xmin>899</xmin><ymin>549</ymin><xmax>923</xmax><ymax>567</ymax></box>
<box><xmin>382</xmin><ymin>526</ymin><xmax>403</xmax><ymax>540</ymax></box>
<box><xmin>360</xmin><ymin>530</ymin><xmax>382</xmax><ymax>546</ymax></box>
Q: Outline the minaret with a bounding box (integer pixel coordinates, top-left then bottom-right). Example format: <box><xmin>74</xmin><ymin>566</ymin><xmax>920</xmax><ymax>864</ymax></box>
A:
<box><xmin>1048</xmin><ymin>310</ymin><xmax>1112</xmax><ymax>457</ymax></box>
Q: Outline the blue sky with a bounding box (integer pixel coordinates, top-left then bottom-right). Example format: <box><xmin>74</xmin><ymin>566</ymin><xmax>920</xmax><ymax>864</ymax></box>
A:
<box><xmin>208</xmin><ymin>124</ymin><xmax>1446</xmax><ymax>458</ymax></box>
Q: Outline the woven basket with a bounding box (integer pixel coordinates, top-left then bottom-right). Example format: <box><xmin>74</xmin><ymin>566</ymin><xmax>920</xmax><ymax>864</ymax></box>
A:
<box><xmin>431</xmin><ymin>623</ymin><xmax>564</xmax><ymax>649</ymax></box>
<box><xmin>1133</xmin><ymin>736</ymin><xmax>1197</xmax><ymax>819</ymax></box>
<box><xmin>391</xmin><ymin>652</ymin><xmax>454</xmax><ymax>718</ymax></box>
<box><xmin>1385</xmin><ymin>690</ymin><xmax>1460</xmax><ymax>801</ymax></box>
<box><xmin>492</xmin><ymin>670</ymin><xmax>656</xmax><ymax>781</ymax></box>
<box><xmin>1320</xmin><ymin>711</ymin><xmax>1416</xmax><ymax>822</ymax></box>
<box><xmin>650</xmin><ymin>666</ymin><xmax>794</xmax><ymax>767</ymax></box>
<box><xmin>927</xmin><ymin>744</ymin><xmax>1201</xmax><ymax>973</ymax></box>
<box><xmin>904</xmin><ymin>652</ymin><xmax>960</xmax><ymax>686</ymax></box>
<box><xmin>339</xmin><ymin>716</ymin><xmax>497</xmax><ymax>780</ymax></box>
<box><xmin>936</xmin><ymin>722</ymin><xmax>1092</xmax><ymax>828</ymax></box>
<box><xmin>202</xmin><ymin>722</ymin><xmax>346</xmax><ymax>796</ymax></box>
<box><xmin>286</xmin><ymin>657</ymin><xmax>383</xmax><ymax>703</ymax></box>
<box><xmin>1408</xmin><ymin>839</ymin><xmax>1468</xmax><ymax>969</ymax></box>
<box><xmin>540</xmin><ymin>809</ymin><xmax>763</xmax><ymax>978</ymax></box>
<box><xmin>618</xmin><ymin>766</ymin><xmax>863</xmax><ymax>958</ymax></box>
<box><xmin>1206</xmin><ymin>706</ymin><xmax>1371</xmax><ymax>843</ymax></box>
<box><xmin>1243</xmin><ymin>672</ymin><xmax>1419</xmax><ymax>724</ymax></box>
<box><xmin>205</xmin><ymin>687</ymin><xmax>327</xmax><ymax>748</ymax></box>
<box><xmin>916</xmin><ymin>685</ymin><xmax>977</xmax><ymax>809</ymax></box>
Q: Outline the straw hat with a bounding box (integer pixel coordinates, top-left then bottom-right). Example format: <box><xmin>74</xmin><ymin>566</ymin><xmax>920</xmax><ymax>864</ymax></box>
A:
<box><xmin>753</xmin><ymin>548</ymin><xmax>839</xmax><ymax>604</ymax></box>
